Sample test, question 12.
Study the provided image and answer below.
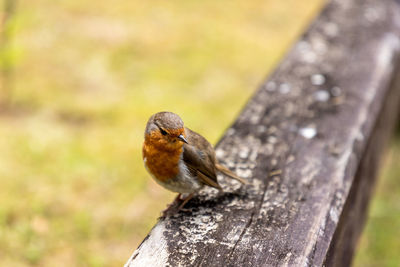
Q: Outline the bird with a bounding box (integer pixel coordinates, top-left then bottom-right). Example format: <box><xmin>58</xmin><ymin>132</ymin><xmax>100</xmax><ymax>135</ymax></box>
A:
<box><xmin>142</xmin><ymin>111</ymin><xmax>246</xmax><ymax>213</ymax></box>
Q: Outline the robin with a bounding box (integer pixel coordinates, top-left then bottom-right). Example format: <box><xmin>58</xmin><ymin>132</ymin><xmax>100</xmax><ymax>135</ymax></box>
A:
<box><xmin>142</xmin><ymin>111</ymin><xmax>246</xmax><ymax>212</ymax></box>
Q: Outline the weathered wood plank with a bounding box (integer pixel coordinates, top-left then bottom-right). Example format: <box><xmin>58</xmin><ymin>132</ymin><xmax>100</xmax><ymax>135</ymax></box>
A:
<box><xmin>126</xmin><ymin>0</ymin><xmax>400</xmax><ymax>266</ymax></box>
<box><xmin>325</xmin><ymin>54</ymin><xmax>400</xmax><ymax>267</ymax></box>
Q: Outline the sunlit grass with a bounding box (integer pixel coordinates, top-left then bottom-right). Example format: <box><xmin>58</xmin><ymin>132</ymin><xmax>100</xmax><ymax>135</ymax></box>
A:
<box><xmin>0</xmin><ymin>0</ymin><xmax>333</xmax><ymax>266</ymax></box>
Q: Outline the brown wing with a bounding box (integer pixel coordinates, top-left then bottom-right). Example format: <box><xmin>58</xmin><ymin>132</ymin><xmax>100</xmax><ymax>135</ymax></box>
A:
<box><xmin>182</xmin><ymin>127</ymin><xmax>222</xmax><ymax>190</ymax></box>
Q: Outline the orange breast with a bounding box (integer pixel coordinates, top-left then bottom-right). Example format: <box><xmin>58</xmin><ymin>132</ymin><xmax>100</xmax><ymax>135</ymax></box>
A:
<box><xmin>142</xmin><ymin>139</ymin><xmax>182</xmax><ymax>182</ymax></box>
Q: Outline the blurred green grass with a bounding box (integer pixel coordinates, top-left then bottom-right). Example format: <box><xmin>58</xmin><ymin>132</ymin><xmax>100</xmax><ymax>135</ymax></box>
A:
<box><xmin>1</xmin><ymin>0</ymin><xmax>398</xmax><ymax>266</ymax></box>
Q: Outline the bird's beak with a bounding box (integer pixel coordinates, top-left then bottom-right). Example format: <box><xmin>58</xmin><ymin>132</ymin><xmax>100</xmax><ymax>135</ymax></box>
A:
<box><xmin>178</xmin><ymin>134</ymin><xmax>188</xmax><ymax>144</ymax></box>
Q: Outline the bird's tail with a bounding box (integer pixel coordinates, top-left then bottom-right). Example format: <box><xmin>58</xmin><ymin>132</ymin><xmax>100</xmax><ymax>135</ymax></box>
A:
<box><xmin>215</xmin><ymin>163</ymin><xmax>248</xmax><ymax>184</ymax></box>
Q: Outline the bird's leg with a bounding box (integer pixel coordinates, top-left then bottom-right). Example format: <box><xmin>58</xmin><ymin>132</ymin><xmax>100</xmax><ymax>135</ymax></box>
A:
<box><xmin>167</xmin><ymin>193</ymin><xmax>181</xmax><ymax>209</ymax></box>
<box><xmin>160</xmin><ymin>193</ymin><xmax>194</xmax><ymax>218</ymax></box>
<box><xmin>173</xmin><ymin>193</ymin><xmax>182</xmax><ymax>204</ymax></box>
<box><xmin>177</xmin><ymin>193</ymin><xmax>194</xmax><ymax>211</ymax></box>
<box><xmin>160</xmin><ymin>194</ymin><xmax>181</xmax><ymax>217</ymax></box>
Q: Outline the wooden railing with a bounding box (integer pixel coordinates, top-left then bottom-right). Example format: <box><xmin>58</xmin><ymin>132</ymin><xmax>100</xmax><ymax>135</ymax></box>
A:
<box><xmin>126</xmin><ymin>0</ymin><xmax>400</xmax><ymax>266</ymax></box>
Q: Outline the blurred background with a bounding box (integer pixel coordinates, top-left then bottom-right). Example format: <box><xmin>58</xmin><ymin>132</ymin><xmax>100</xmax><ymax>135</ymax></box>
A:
<box><xmin>0</xmin><ymin>0</ymin><xmax>399</xmax><ymax>266</ymax></box>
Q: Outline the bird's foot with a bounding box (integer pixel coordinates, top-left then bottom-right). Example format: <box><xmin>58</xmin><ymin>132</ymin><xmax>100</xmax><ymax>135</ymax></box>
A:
<box><xmin>159</xmin><ymin>193</ymin><xmax>194</xmax><ymax>218</ymax></box>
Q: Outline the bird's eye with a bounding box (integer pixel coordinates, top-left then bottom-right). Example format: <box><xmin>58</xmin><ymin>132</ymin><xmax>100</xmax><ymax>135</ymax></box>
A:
<box><xmin>160</xmin><ymin>128</ymin><xmax>168</xmax><ymax>136</ymax></box>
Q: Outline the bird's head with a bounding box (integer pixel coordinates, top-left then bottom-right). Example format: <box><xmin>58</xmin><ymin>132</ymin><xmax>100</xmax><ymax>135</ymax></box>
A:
<box><xmin>144</xmin><ymin>112</ymin><xmax>188</xmax><ymax>150</ymax></box>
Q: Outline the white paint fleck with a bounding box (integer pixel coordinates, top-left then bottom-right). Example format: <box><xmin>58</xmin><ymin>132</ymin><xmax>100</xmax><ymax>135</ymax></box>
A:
<box><xmin>324</xmin><ymin>22</ymin><xmax>339</xmax><ymax>37</ymax></box>
<box><xmin>236</xmin><ymin>168</ymin><xmax>252</xmax><ymax>178</ymax></box>
<box><xmin>279</xmin><ymin>83</ymin><xmax>291</xmax><ymax>94</ymax></box>
<box><xmin>239</xmin><ymin>147</ymin><xmax>250</xmax><ymax>159</ymax></box>
<box><xmin>312</xmin><ymin>37</ymin><xmax>328</xmax><ymax>54</ymax></box>
<box><xmin>249</xmin><ymin>147</ymin><xmax>259</xmax><ymax>162</ymax></box>
<box><xmin>313</xmin><ymin>90</ymin><xmax>330</xmax><ymax>102</ymax></box>
<box><xmin>299</xmin><ymin>126</ymin><xmax>317</xmax><ymax>139</ymax></box>
<box><xmin>265</xmin><ymin>81</ymin><xmax>277</xmax><ymax>92</ymax></box>
<box><xmin>356</xmin><ymin>132</ymin><xmax>364</xmax><ymax>141</ymax></box>
<box><xmin>227</xmin><ymin>161</ymin><xmax>235</xmax><ymax>168</ymax></box>
<box><xmin>283</xmin><ymin>252</ymin><xmax>293</xmax><ymax>263</ymax></box>
<box><xmin>311</xmin><ymin>74</ymin><xmax>326</xmax><ymax>85</ymax></box>
<box><xmin>250</xmin><ymin>115</ymin><xmax>259</xmax><ymax>124</ymax></box>
<box><xmin>215</xmin><ymin>213</ymin><xmax>223</xmax><ymax>222</ymax></box>
<box><xmin>303</xmin><ymin>51</ymin><xmax>317</xmax><ymax>63</ymax></box>
<box><xmin>329</xmin><ymin>208</ymin><xmax>339</xmax><ymax>224</ymax></box>
<box><xmin>267</xmin><ymin>136</ymin><xmax>277</xmax><ymax>144</ymax></box>
<box><xmin>201</xmin><ymin>216</ymin><xmax>210</xmax><ymax>223</ymax></box>
<box><xmin>251</xmin><ymin>179</ymin><xmax>263</xmax><ymax>191</ymax></box>
<box><xmin>377</xmin><ymin>34</ymin><xmax>400</xmax><ymax>69</ymax></box>
<box><xmin>215</xmin><ymin>149</ymin><xmax>225</xmax><ymax>159</ymax></box>
<box><xmin>297</xmin><ymin>40</ymin><xmax>317</xmax><ymax>63</ymax></box>
<box><xmin>296</xmin><ymin>40</ymin><xmax>310</xmax><ymax>52</ymax></box>
<box><xmin>270</xmin><ymin>158</ymin><xmax>278</xmax><ymax>166</ymax></box>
